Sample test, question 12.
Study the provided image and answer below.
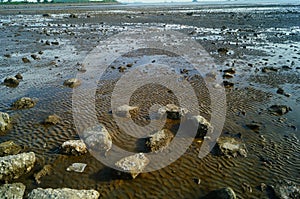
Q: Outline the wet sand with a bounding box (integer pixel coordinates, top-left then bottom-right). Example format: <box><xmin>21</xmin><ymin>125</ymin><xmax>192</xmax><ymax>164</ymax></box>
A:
<box><xmin>0</xmin><ymin>2</ymin><xmax>300</xmax><ymax>198</ymax></box>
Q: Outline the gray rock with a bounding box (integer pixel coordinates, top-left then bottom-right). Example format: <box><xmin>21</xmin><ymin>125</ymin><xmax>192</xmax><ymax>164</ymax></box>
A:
<box><xmin>31</xmin><ymin>54</ymin><xmax>40</xmax><ymax>60</ymax></box>
<box><xmin>0</xmin><ymin>183</ymin><xmax>26</xmax><ymax>199</ymax></box>
<box><xmin>115</xmin><ymin>153</ymin><xmax>149</xmax><ymax>179</ymax></box>
<box><xmin>274</xmin><ymin>180</ymin><xmax>300</xmax><ymax>199</ymax></box>
<box><xmin>44</xmin><ymin>114</ymin><xmax>61</xmax><ymax>125</ymax></box>
<box><xmin>0</xmin><ymin>152</ymin><xmax>36</xmax><ymax>182</ymax></box>
<box><xmin>61</xmin><ymin>140</ymin><xmax>87</xmax><ymax>156</ymax></box>
<box><xmin>269</xmin><ymin>105</ymin><xmax>291</xmax><ymax>115</ymax></box>
<box><xmin>12</xmin><ymin>97</ymin><xmax>36</xmax><ymax>110</ymax></box>
<box><xmin>0</xmin><ymin>141</ymin><xmax>22</xmax><ymax>156</ymax></box>
<box><xmin>216</xmin><ymin>137</ymin><xmax>247</xmax><ymax>158</ymax></box>
<box><xmin>115</xmin><ymin>105</ymin><xmax>138</xmax><ymax>118</ymax></box>
<box><xmin>158</xmin><ymin>104</ymin><xmax>188</xmax><ymax>120</ymax></box>
<box><xmin>202</xmin><ymin>187</ymin><xmax>236</xmax><ymax>199</ymax></box>
<box><xmin>3</xmin><ymin>77</ymin><xmax>19</xmax><ymax>87</ymax></box>
<box><xmin>63</xmin><ymin>78</ymin><xmax>81</xmax><ymax>88</ymax></box>
<box><xmin>83</xmin><ymin>124</ymin><xmax>112</xmax><ymax>156</ymax></box>
<box><xmin>146</xmin><ymin>129</ymin><xmax>174</xmax><ymax>152</ymax></box>
<box><xmin>0</xmin><ymin>112</ymin><xmax>11</xmax><ymax>133</ymax></box>
<box><xmin>189</xmin><ymin>115</ymin><xmax>213</xmax><ymax>138</ymax></box>
<box><xmin>66</xmin><ymin>163</ymin><xmax>87</xmax><ymax>173</ymax></box>
<box><xmin>15</xmin><ymin>73</ymin><xmax>23</xmax><ymax>80</ymax></box>
<box><xmin>28</xmin><ymin>188</ymin><xmax>100</xmax><ymax>199</ymax></box>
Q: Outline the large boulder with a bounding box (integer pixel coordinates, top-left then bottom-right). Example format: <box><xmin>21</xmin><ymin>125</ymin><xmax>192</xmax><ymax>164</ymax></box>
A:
<box><xmin>0</xmin><ymin>183</ymin><xmax>26</xmax><ymax>199</ymax></box>
<box><xmin>83</xmin><ymin>124</ymin><xmax>112</xmax><ymax>156</ymax></box>
<box><xmin>202</xmin><ymin>187</ymin><xmax>236</xmax><ymax>199</ymax></box>
<box><xmin>28</xmin><ymin>188</ymin><xmax>100</xmax><ymax>199</ymax></box>
<box><xmin>146</xmin><ymin>129</ymin><xmax>174</xmax><ymax>152</ymax></box>
<box><xmin>61</xmin><ymin>140</ymin><xmax>87</xmax><ymax>156</ymax></box>
<box><xmin>115</xmin><ymin>105</ymin><xmax>138</xmax><ymax>118</ymax></box>
<box><xmin>158</xmin><ymin>104</ymin><xmax>188</xmax><ymax>120</ymax></box>
<box><xmin>189</xmin><ymin>115</ymin><xmax>213</xmax><ymax>138</ymax></box>
<box><xmin>0</xmin><ymin>140</ymin><xmax>22</xmax><ymax>156</ymax></box>
<box><xmin>0</xmin><ymin>152</ymin><xmax>36</xmax><ymax>182</ymax></box>
<box><xmin>216</xmin><ymin>137</ymin><xmax>247</xmax><ymax>158</ymax></box>
<box><xmin>12</xmin><ymin>97</ymin><xmax>36</xmax><ymax>109</ymax></box>
<box><xmin>115</xmin><ymin>153</ymin><xmax>149</xmax><ymax>179</ymax></box>
<box><xmin>0</xmin><ymin>112</ymin><xmax>11</xmax><ymax>133</ymax></box>
<box><xmin>3</xmin><ymin>76</ymin><xmax>19</xmax><ymax>87</ymax></box>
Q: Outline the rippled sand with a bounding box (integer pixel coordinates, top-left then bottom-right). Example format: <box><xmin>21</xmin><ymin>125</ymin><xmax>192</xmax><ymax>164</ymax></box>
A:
<box><xmin>0</xmin><ymin>3</ymin><xmax>299</xmax><ymax>198</ymax></box>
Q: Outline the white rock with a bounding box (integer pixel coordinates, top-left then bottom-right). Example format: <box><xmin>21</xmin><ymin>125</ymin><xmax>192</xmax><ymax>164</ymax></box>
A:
<box><xmin>61</xmin><ymin>140</ymin><xmax>87</xmax><ymax>156</ymax></box>
<box><xmin>0</xmin><ymin>112</ymin><xmax>11</xmax><ymax>133</ymax></box>
<box><xmin>66</xmin><ymin>163</ymin><xmax>87</xmax><ymax>173</ymax></box>
<box><xmin>28</xmin><ymin>188</ymin><xmax>100</xmax><ymax>199</ymax></box>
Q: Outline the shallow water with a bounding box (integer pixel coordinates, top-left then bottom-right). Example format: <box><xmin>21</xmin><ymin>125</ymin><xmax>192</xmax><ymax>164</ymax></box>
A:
<box><xmin>0</xmin><ymin>3</ymin><xmax>299</xmax><ymax>199</ymax></box>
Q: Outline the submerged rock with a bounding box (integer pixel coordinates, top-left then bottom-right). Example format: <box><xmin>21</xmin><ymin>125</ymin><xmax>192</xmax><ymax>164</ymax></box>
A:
<box><xmin>63</xmin><ymin>78</ymin><xmax>81</xmax><ymax>88</ymax></box>
<box><xmin>0</xmin><ymin>183</ymin><xmax>26</xmax><ymax>199</ymax></box>
<box><xmin>66</xmin><ymin>163</ymin><xmax>87</xmax><ymax>173</ymax></box>
<box><xmin>83</xmin><ymin>124</ymin><xmax>112</xmax><ymax>156</ymax></box>
<box><xmin>28</xmin><ymin>188</ymin><xmax>100</xmax><ymax>199</ymax></box>
<box><xmin>3</xmin><ymin>76</ymin><xmax>19</xmax><ymax>87</ymax></box>
<box><xmin>273</xmin><ymin>180</ymin><xmax>300</xmax><ymax>199</ymax></box>
<box><xmin>0</xmin><ymin>152</ymin><xmax>36</xmax><ymax>182</ymax></box>
<box><xmin>202</xmin><ymin>187</ymin><xmax>236</xmax><ymax>199</ymax></box>
<box><xmin>269</xmin><ymin>105</ymin><xmax>291</xmax><ymax>116</ymax></box>
<box><xmin>158</xmin><ymin>104</ymin><xmax>188</xmax><ymax>120</ymax></box>
<box><xmin>12</xmin><ymin>97</ymin><xmax>36</xmax><ymax>110</ymax></box>
<box><xmin>218</xmin><ymin>48</ymin><xmax>229</xmax><ymax>55</ymax></box>
<box><xmin>22</xmin><ymin>57</ymin><xmax>30</xmax><ymax>63</ymax></box>
<box><xmin>44</xmin><ymin>114</ymin><xmax>61</xmax><ymax>125</ymax></box>
<box><xmin>115</xmin><ymin>105</ymin><xmax>138</xmax><ymax>118</ymax></box>
<box><xmin>61</xmin><ymin>140</ymin><xmax>87</xmax><ymax>156</ymax></box>
<box><xmin>34</xmin><ymin>164</ymin><xmax>52</xmax><ymax>184</ymax></box>
<box><xmin>146</xmin><ymin>129</ymin><xmax>174</xmax><ymax>152</ymax></box>
<box><xmin>189</xmin><ymin>115</ymin><xmax>213</xmax><ymax>138</ymax></box>
<box><xmin>216</xmin><ymin>137</ymin><xmax>247</xmax><ymax>158</ymax></box>
<box><xmin>0</xmin><ymin>140</ymin><xmax>22</xmax><ymax>156</ymax></box>
<box><xmin>0</xmin><ymin>112</ymin><xmax>11</xmax><ymax>133</ymax></box>
<box><xmin>262</xmin><ymin>67</ymin><xmax>278</xmax><ymax>73</ymax></box>
<box><xmin>15</xmin><ymin>73</ymin><xmax>23</xmax><ymax>80</ymax></box>
<box><xmin>245</xmin><ymin>122</ymin><xmax>261</xmax><ymax>133</ymax></box>
<box><xmin>115</xmin><ymin>153</ymin><xmax>149</xmax><ymax>179</ymax></box>
<box><xmin>223</xmin><ymin>81</ymin><xmax>234</xmax><ymax>88</ymax></box>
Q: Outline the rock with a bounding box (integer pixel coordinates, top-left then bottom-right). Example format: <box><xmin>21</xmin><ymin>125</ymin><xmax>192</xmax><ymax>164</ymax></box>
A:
<box><xmin>273</xmin><ymin>180</ymin><xmax>300</xmax><ymax>199</ymax></box>
<box><xmin>28</xmin><ymin>188</ymin><xmax>100</xmax><ymax>199</ymax></box>
<box><xmin>0</xmin><ymin>183</ymin><xmax>26</xmax><ymax>199</ymax></box>
<box><xmin>118</xmin><ymin>66</ymin><xmax>126</xmax><ymax>72</ymax></box>
<box><xmin>0</xmin><ymin>112</ymin><xmax>11</xmax><ymax>133</ymax></box>
<box><xmin>262</xmin><ymin>67</ymin><xmax>278</xmax><ymax>73</ymax></box>
<box><xmin>146</xmin><ymin>129</ymin><xmax>174</xmax><ymax>152</ymax></box>
<box><xmin>223</xmin><ymin>81</ymin><xmax>234</xmax><ymax>88</ymax></box>
<box><xmin>189</xmin><ymin>115</ymin><xmax>213</xmax><ymax>138</ymax></box>
<box><xmin>22</xmin><ymin>57</ymin><xmax>30</xmax><ymax>63</ymax></box>
<box><xmin>31</xmin><ymin>54</ymin><xmax>40</xmax><ymax>60</ymax></box>
<box><xmin>245</xmin><ymin>122</ymin><xmax>261</xmax><ymax>133</ymax></box>
<box><xmin>218</xmin><ymin>48</ymin><xmax>229</xmax><ymax>54</ymax></box>
<box><xmin>202</xmin><ymin>187</ymin><xmax>236</xmax><ymax>199</ymax></box>
<box><xmin>0</xmin><ymin>141</ymin><xmax>22</xmax><ymax>156</ymax></box>
<box><xmin>115</xmin><ymin>153</ymin><xmax>149</xmax><ymax>179</ymax></box>
<box><xmin>45</xmin><ymin>40</ymin><xmax>51</xmax><ymax>45</ymax></box>
<box><xmin>115</xmin><ymin>105</ymin><xmax>138</xmax><ymax>118</ymax></box>
<box><xmin>69</xmin><ymin>13</ymin><xmax>78</xmax><ymax>18</ymax></box>
<box><xmin>61</xmin><ymin>140</ymin><xmax>87</xmax><ymax>156</ymax></box>
<box><xmin>158</xmin><ymin>104</ymin><xmax>188</xmax><ymax>120</ymax></box>
<box><xmin>12</xmin><ymin>97</ymin><xmax>36</xmax><ymax>109</ymax></box>
<box><xmin>4</xmin><ymin>54</ymin><xmax>11</xmax><ymax>58</ymax></box>
<box><xmin>63</xmin><ymin>78</ymin><xmax>81</xmax><ymax>88</ymax></box>
<box><xmin>223</xmin><ymin>72</ymin><xmax>234</xmax><ymax>79</ymax></box>
<box><xmin>0</xmin><ymin>152</ymin><xmax>36</xmax><ymax>182</ymax></box>
<box><xmin>66</xmin><ymin>163</ymin><xmax>87</xmax><ymax>173</ymax></box>
<box><xmin>223</xmin><ymin>68</ymin><xmax>235</xmax><ymax>74</ymax></box>
<box><xmin>51</xmin><ymin>41</ymin><xmax>59</xmax><ymax>45</ymax></box>
<box><xmin>3</xmin><ymin>76</ymin><xmax>19</xmax><ymax>87</ymax></box>
<box><xmin>44</xmin><ymin>114</ymin><xmax>61</xmax><ymax>125</ymax></box>
<box><xmin>83</xmin><ymin>124</ymin><xmax>112</xmax><ymax>156</ymax></box>
<box><xmin>34</xmin><ymin>164</ymin><xmax>52</xmax><ymax>184</ymax></box>
<box><xmin>276</xmin><ymin>88</ymin><xmax>291</xmax><ymax>97</ymax></box>
<box><xmin>216</xmin><ymin>137</ymin><xmax>247</xmax><ymax>158</ymax></box>
<box><xmin>269</xmin><ymin>105</ymin><xmax>291</xmax><ymax>116</ymax></box>
<box><xmin>15</xmin><ymin>73</ymin><xmax>23</xmax><ymax>80</ymax></box>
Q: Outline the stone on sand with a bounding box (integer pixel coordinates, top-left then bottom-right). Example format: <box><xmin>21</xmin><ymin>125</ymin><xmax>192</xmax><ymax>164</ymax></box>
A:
<box><xmin>158</xmin><ymin>104</ymin><xmax>188</xmax><ymax>120</ymax></box>
<box><xmin>3</xmin><ymin>76</ymin><xmax>19</xmax><ymax>87</ymax></box>
<box><xmin>189</xmin><ymin>115</ymin><xmax>213</xmax><ymax>138</ymax></box>
<box><xmin>61</xmin><ymin>140</ymin><xmax>87</xmax><ymax>156</ymax></box>
<box><xmin>216</xmin><ymin>137</ymin><xmax>247</xmax><ymax>158</ymax></box>
<box><xmin>146</xmin><ymin>129</ymin><xmax>174</xmax><ymax>152</ymax></box>
<box><xmin>0</xmin><ymin>140</ymin><xmax>22</xmax><ymax>156</ymax></box>
<box><xmin>0</xmin><ymin>112</ymin><xmax>11</xmax><ymax>133</ymax></box>
<box><xmin>28</xmin><ymin>188</ymin><xmax>100</xmax><ymax>199</ymax></box>
<box><xmin>63</xmin><ymin>78</ymin><xmax>81</xmax><ymax>88</ymax></box>
<box><xmin>202</xmin><ymin>187</ymin><xmax>236</xmax><ymax>199</ymax></box>
<box><xmin>115</xmin><ymin>105</ymin><xmax>138</xmax><ymax>118</ymax></box>
<box><xmin>12</xmin><ymin>97</ymin><xmax>36</xmax><ymax>110</ymax></box>
<box><xmin>0</xmin><ymin>183</ymin><xmax>26</xmax><ymax>199</ymax></box>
